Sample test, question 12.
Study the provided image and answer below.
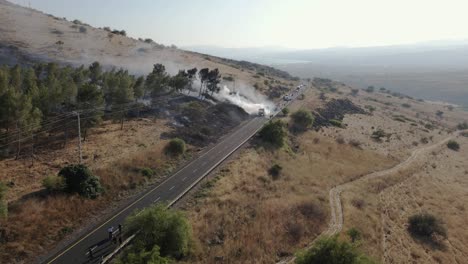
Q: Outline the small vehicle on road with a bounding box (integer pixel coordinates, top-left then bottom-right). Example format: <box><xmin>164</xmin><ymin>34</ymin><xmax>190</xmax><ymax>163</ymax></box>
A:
<box><xmin>258</xmin><ymin>108</ymin><xmax>265</xmax><ymax>116</ymax></box>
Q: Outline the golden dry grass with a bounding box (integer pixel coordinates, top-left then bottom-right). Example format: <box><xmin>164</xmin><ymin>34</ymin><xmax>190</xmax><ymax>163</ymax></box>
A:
<box><xmin>0</xmin><ymin>118</ymin><xmax>183</xmax><ymax>263</ymax></box>
<box><xmin>180</xmin><ymin>82</ymin><xmax>468</xmax><ymax>263</ymax></box>
<box><xmin>181</xmin><ymin>131</ymin><xmax>395</xmax><ymax>263</ymax></box>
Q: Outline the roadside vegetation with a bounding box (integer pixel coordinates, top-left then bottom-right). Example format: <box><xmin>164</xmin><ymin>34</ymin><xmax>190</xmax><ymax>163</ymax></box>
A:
<box><xmin>295</xmin><ymin>236</ymin><xmax>376</xmax><ymax>264</ymax></box>
<box><xmin>0</xmin><ymin>62</ymin><xmax>218</xmax><ymax>159</ymax></box>
<box><xmin>258</xmin><ymin>120</ymin><xmax>287</xmax><ymax>148</ymax></box>
<box><xmin>165</xmin><ymin>138</ymin><xmax>186</xmax><ymax>157</ymax></box>
<box><xmin>58</xmin><ymin>164</ymin><xmax>103</xmax><ymax>199</ymax></box>
<box><xmin>291</xmin><ymin>109</ymin><xmax>314</xmax><ymax>132</ymax></box>
<box><xmin>118</xmin><ymin>204</ymin><xmax>193</xmax><ymax>264</ymax></box>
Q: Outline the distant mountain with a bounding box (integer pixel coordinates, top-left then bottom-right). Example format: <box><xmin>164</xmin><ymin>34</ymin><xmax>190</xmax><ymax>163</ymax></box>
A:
<box><xmin>184</xmin><ymin>41</ymin><xmax>468</xmax><ymax>106</ymax></box>
<box><xmin>185</xmin><ymin>41</ymin><xmax>468</xmax><ymax>69</ymax></box>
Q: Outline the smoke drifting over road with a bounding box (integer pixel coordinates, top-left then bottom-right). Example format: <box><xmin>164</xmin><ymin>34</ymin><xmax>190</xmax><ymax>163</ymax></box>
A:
<box><xmin>214</xmin><ymin>85</ymin><xmax>275</xmax><ymax>115</ymax></box>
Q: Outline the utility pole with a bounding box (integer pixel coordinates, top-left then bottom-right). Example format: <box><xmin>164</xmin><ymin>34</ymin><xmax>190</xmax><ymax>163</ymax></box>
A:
<box><xmin>73</xmin><ymin>111</ymin><xmax>82</xmax><ymax>164</ymax></box>
<box><xmin>31</xmin><ymin>134</ymin><xmax>34</xmax><ymax>167</ymax></box>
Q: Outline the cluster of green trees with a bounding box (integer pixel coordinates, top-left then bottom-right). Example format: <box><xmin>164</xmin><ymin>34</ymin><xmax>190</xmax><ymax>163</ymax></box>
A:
<box><xmin>258</xmin><ymin>109</ymin><xmax>315</xmax><ymax>148</ymax></box>
<box><xmin>0</xmin><ymin>62</ymin><xmax>220</xmax><ymax>156</ymax></box>
<box><xmin>291</xmin><ymin>109</ymin><xmax>314</xmax><ymax>132</ymax></box>
<box><xmin>197</xmin><ymin>68</ymin><xmax>221</xmax><ymax>97</ymax></box>
<box><xmin>118</xmin><ymin>204</ymin><xmax>192</xmax><ymax>264</ymax></box>
<box><xmin>42</xmin><ymin>164</ymin><xmax>103</xmax><ymax>199</ymax></box>
<box><xmin>259</xmin><ymin>120</ymin><xmax>287</xmax><ymax>148</ymax></box>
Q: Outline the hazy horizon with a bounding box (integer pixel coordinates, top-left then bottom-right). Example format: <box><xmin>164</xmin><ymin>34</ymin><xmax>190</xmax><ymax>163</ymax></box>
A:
<box><xmin>9</xmin><ymin>0</ymin><xmax>468</xmax><ymax>49</ymax></box>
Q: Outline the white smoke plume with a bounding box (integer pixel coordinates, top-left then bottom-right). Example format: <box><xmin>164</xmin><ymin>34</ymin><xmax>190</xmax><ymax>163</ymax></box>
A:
<box><xmin>214</xmin><ymin>83</ymin><xmax>275</xmax><ymax>115</ymax></box>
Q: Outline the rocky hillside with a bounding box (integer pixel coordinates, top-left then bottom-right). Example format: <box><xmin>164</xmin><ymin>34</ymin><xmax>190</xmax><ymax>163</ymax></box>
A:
<box><xmin>0</xmin><ymin>0</ymin><xmax>294</xmax><ymax>84</ymax></box>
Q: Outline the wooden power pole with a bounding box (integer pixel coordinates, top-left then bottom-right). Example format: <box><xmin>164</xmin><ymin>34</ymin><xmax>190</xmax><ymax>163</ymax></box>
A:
<box><xmin>73</xmin><ymin>111</ymin><xmax>83</xmax><ymax>164</ymax></box>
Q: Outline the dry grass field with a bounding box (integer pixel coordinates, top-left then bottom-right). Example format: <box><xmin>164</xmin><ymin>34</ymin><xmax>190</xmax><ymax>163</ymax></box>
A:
<box><xmin>0</xmin><ymin>118</ymin><xmax>183</xmax><ymax>262</ymax></box>
<box><xmin>179</xmin><ymin>81</ymin><xmax>468</xmax><ymax>263</ymax></box>
<box><xmin>181</xmin><ymin>133</ymin><xmax>395</xmax><ymax>263</ymax></box>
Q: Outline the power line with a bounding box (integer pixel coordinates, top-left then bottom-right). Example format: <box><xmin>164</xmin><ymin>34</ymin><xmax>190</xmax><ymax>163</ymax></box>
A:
<box><xmin>0</xmin><ymin>102</ymin><xmax>149</xmax><ymax>149</ymax></box>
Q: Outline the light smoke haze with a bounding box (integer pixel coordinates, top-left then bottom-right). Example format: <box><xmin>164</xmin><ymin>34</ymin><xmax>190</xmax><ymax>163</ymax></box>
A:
<box><xmin>9</xmin><ymin>0</ymin><xmax>468</xmax><ymax>49</ymax></box>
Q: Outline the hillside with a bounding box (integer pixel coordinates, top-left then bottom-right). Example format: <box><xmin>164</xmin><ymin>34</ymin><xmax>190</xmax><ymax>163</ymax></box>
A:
<box><xmin>0</xmin><ymin>1</ymin><xmax>300</xmax><ymax>263</ymax></box>
<box><xmin>2</xmin><ymin>1</ymin><xmax>468</xmax><ymax>264</ymax></box>
<box><xmin>0</xmin><ymin>0</ymin><xmax>294</xmax><ymax>83</ymax></box>
<box><xmin>177</xmin><ymin>79</ymin><xmax>468</xmax><ymax>263</ymax></box>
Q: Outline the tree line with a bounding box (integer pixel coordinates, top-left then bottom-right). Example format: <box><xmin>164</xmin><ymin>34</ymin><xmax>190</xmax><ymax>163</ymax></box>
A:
<box><xmin>0</xmin><ymin>62</ymin><xmax>222</xmax><ymax>157</ymax></box>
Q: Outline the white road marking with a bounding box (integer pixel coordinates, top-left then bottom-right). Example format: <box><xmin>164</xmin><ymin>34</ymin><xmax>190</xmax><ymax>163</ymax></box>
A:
<box><xmin>182</xmin><ymin>177</ymin><xmax>187</xmax><ymax>181</ymax></box>
<box><xmin>201</xmin><ymin>161</ymin><xmax>207</xmax><ymax>166</ymax></box>
<box><xmin>193</xmin><ymin>168</ymin><xmax>198</xmax><ymax>173</ymax></box>
<box><xmin>169</xmin><ymin>186</ymin><xmax>175</xmax><ymax>191</ymax></box>
<box><xmin>154</xmin><ymin>197</ymin><xmax>161</xmax><ymax>203</ymax></box>
<box><xmin>84</xmin><ymin>246</ymin><xmax>98</xmax><ymax>255</ymax></box>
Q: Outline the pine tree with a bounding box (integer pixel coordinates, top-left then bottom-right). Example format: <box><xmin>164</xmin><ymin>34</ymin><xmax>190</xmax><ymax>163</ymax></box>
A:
<box><xmin>111</xmin><ymin>70</ymin><xmax>134</xmax><ymax>129</ymax></box>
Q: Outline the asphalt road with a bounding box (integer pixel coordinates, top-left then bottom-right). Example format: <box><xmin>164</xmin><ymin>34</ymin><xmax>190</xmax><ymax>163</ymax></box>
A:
<box><xmin>43</xmin><ymin>117</ymin><xmax>267</xmax><ymax>264</ymax></box>
<box><xmin>43</xmin><ymin>84</ymin><xmax>307</xmax><ymax>264</ymax></box>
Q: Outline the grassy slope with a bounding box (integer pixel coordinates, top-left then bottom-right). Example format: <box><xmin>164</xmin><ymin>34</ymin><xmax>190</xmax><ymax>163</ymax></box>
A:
<box><xmin>179</xmin><ymin>81</ymin><xmax>468</xmax><ymax>263</ymax></box>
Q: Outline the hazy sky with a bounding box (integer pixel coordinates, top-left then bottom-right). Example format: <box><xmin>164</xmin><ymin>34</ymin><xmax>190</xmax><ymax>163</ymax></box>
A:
<box><xmin>10</xmin><ymin>0</ymin><xmax>468</xmax><ymax>49</ymax></box>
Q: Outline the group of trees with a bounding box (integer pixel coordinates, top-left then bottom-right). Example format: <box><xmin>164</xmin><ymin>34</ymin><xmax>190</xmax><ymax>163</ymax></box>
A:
<box><xmin>119</xmin><ymin>204</ymin><xmax>192</xmax><ymax>264</ymax></box>
<box><xmin>291</xmin><ymin>109</ymin><xmax>314</xmax><ymax>132</ymax></box>
<box><xmin>0</xmin><ymin>62</ymin><xmax>221</xmax><ymax>156</ymax></box>
<box><xmin>197</xmin><ymin>68</ymin><xmax>221</xmax><ymax>97</ymax></box>
<box><xmin>42</xmin><ymin>164</ymin><xmax>103</xmax><ymax>199</ymax></box>
<box><xmin>258</xmin><ymin>109</ymin><xmax>315</xmax><ymax>148</ymax></box>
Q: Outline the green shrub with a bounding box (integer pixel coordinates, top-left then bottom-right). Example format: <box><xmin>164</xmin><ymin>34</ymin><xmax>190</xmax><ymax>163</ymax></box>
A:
<box><xmin>79</xmin><ymin>26</ymin><xmax>87</xmax><ymax>33</ymax></box>
<box><xmin>291</xmin><ymin>109</ymin><xmax>314</xmax><ymax>131</ymax></box>
<box><xmin>364</xmin><ymin>105</ymin><xmax>376</xmax><ymax>113</ymax></box>
<box><xmin>268</xmin><ymin>164</ymin><xmax>282</xmax><ymax>179</ymax></box>
<box><xmin>0</xmin><ymin>182</ymin><xmax>7</xmax><ymax>218</ymax></box>
<box><xmin>118</xmin><ymin>245</ymin><xmax>169</xmax><ymax>264</ymax></box>
<box><xmin>457</xmin><ymin>122</ymin><xmax>468</xmax><ymax>130</ymax></box>
<box><xmin>371</xmin><ymin>129</ymin><xmax>388</xmax><ymax>141</ymax></box>
<box><xmin>401</xmin><ymin>103</ymin><xmax>411</xmax><ymax>108</ymax></box>
<box><xmin>447</xmin><ymin>140</ymin><xmax>460</xmax><ymax>151</ymax></box>
<box><xmin>295</xmin><ymin>236</ymin><xmax>376</xmax><ymax>264</ymax></box>
<box><xmin>408</xmin><ymin>213</ymin><xmax>447</xmax><ymax>241</ymax></box>
<box><xmin>350</xmin><ymin>89</ymin><xmax>359</xmax><ymax>96</ymax></box>
<box><xmin>461</xmin><ymin>132</ymin><xmax>468</xmax><ymax>137</ymax></box>
<box><xmin>123</xmin><ymin>204</ymin><xmax>192</xmax><ymax>260</ymax></box>
<box><xmin>222</xmin><ymin>76</ymin><xmax>234</xmax><ymax>82</ymax></box>
<box><xmin>58</xmin><ymin>164</ymin><xmax>103</xmax><ymax>199</ymax></box>
<box><xmin>165</xmin><ymin>138</ymin><xmax>186</xmax><ymax>156</ymax></box>
<box><xmin>282</xmin><ymin>107</ymin><xmax>290</xmax><ymax>116</ymax></box>
<box><xmin>329</xmin><ymin>119</ymin><xmax>343</xmax><ymax>128</ymax></box>
<box><xmin>42</xmin><ymin>175</ymin><xmax>66</xmax><ymax>192</ymax></box>
<box><xmin>365</xmin><ymin>86</ymin><xmax>375</xmax><ymax>93</ymax></box>
<box><xmin>347</xmin><ymin>228</ymin><xmax>361</xmax><ymax>243</ymax></box>
<box><xmin>259</xmin><ymin>120</ymin><xmax>287</xmax><ymax>147</ymax></box>
<box><xmin>140</xmin><ymin>167</ymin><xmax>155</xmax><ymax>178</ymax></box>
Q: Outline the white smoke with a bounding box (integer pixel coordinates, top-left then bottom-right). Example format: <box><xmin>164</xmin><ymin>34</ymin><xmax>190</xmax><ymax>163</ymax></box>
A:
<box><xmin>214</xmin><ymin>84</ymin><xmax>275</xmax><ymax>115</ymax></box>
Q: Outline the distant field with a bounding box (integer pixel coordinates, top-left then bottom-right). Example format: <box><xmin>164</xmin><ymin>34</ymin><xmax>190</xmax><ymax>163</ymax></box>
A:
<box><xmin>276</xmin><ymin>63</ymin><xmax>468</xmax><ymax>107</ymax></box>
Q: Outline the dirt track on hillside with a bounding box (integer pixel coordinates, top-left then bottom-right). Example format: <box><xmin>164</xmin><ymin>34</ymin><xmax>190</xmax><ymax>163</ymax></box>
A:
<box><xmin>279</xmin><ymin>130</ymin><xmax>464</xmax><ymax>264</ymax></box>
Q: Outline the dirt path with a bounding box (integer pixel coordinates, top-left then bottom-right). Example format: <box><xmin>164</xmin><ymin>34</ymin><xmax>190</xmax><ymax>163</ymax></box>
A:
<box><xmin>278</xmin><ymin>131</ymin><xmax>462</xmax><ymax>264</ymax></box>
